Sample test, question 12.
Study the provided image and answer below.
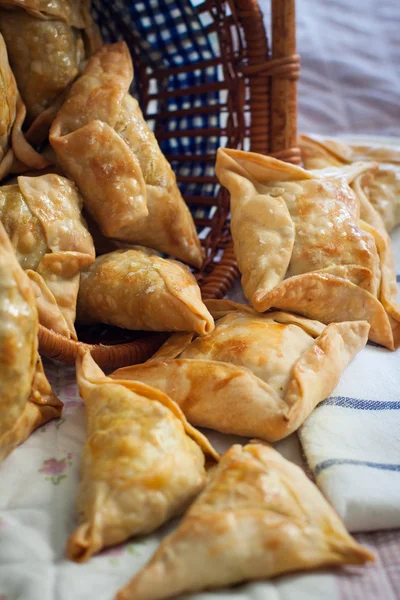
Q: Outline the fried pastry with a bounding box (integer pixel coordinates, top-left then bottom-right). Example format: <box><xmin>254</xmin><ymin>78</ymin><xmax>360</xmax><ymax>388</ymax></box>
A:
<box><xmin>0</xmin><ymin>220</ymin><xmax>62</xmax><ymax>463</ymax></box>
<box><xmin>0</xmin><ymin>0</ymin><xmax>99</xmax><ymax>124</ymax></box>
<box><xmin>0</xmin><ymin>33</ymin><xmax>49</xmax><ymax>180</ymax></box>
<box><xmin>0</xmin><ymin>173</ymin><xmax>95</xmax><ymax>338</ymax></box>
<box><xmin>111</xmin><ymin>301</ymin><xmax>369</xmax><ymax>441</ymax></box>
<box><xmin>77</xmin><ymin>249</ymin><xmax>213</xmax><ymax>335</ymax></box>
<box><xmin>0</xmin><ymin>32</ymin><xmax>16</xmax><ymax>167</ymax></box>
<box><xmin>215</xmin><ymin>148</ymin><xmax>400</xmax><ymax>349</ymax></box>
<box><xmin>50</xmin><ymin>42</ymin><xmax>203</xmax><ymax>267</ymax></box>
<box><xmin>300</xmin><ymin>134</ymin><xmax>400</xmax><ymax>232</ymax></box>
<box><xmin>67</xmin><ymin>350</ymin><xmax>218</xmax><ymax>562</ymax></box>
<box><xmin>118</xmin><ymin>441</ymin><xmax>373</xmax><ymax>600</ymax></box>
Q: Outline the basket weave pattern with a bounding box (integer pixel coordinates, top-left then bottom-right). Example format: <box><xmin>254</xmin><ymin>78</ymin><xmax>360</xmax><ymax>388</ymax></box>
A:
<box><xmin>38</xmin><ymin>0</ymin><xmax>299</xmax><ymax>368</ymax></box>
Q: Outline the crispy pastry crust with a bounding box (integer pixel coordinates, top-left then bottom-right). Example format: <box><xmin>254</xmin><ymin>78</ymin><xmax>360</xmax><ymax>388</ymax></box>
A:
<box><xmin>0</xmin><ymin>174</ymin><xmax>95</xmax><ymax>338</ymax></box>
<box><xmin>67</xmin><ymin>351</ymin><xmax>218</xmax><ymax>562</ymax></box>
<box><xmin>118</xmin><ymin>441</ymin><xmax>373</xmax><ymax>600</ymax></box>
<box><xmin>215</xmin><ymin>147</ymin><xmax>399</xmax><ymax>349</ymax></box>
<box><xmin>0</xmin><ymin>221</ymin><xmax>62</xmax><ymax>463</ymax></box>
<box><xmin>50</xmin><ymin>42</ymin><xmax>203</xmax><ymax>267</ymax></box>
<box><xmin>77</xmin><ymin>249</ymin><xmax>214</xmax><ymax>335</ymax></box>
<box><xmin>112</xmin><ymin>301</ymin><xmax>369</xmax><ymax>441</ymax></box>
<box><xmin>300</xmin><ymin>134</ymin><xmax>400</xmax><ymax>232</ymax></box>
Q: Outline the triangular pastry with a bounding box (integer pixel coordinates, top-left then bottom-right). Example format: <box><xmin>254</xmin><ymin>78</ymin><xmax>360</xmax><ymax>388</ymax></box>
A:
<box><xmin>77</xmin><ymin>248</ymin><xmax>214</xmax><ymax>335</ymax></box>
<box><xmin>215</xmin><ymin>147</ymin><xmax>400</xmax><ymax>349</ymax></box>
<box><xmin>117</xmin><ymin>441</ymin><xmax>373</xmax><ymax>600</ymax></box>
<box><xmin>50</xmin><ymin>42</ymin><xmax>203</xmax><ymax>267</ymax></box>
<box><xmin>111</xmin><ymin>301</ymin><xmax>369</xmax><ymax>441</ymax></box>
<box><xmin>67</xmin><ymin>350</ymin><xmax>218</xmax><ymax>562</ymax></box>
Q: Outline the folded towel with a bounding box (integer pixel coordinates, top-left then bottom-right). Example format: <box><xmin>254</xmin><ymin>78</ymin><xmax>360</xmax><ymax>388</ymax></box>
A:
<box><xmin>299</xmin><ymin>226</ymin><xmax>400</xmax><ymax>532</ymax></box>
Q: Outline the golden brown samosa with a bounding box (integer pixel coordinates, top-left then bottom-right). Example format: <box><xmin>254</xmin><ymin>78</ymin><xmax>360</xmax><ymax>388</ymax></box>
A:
<box><xmin>0</xmin><ymin>173</ymin><xmax>95</xmax><ymax>338</ymax></box>
<box><xmin>67</xmin><ymin>350</ymin><xmax>218</xmax><ymax>562</ymax></box>
<box><xmin>118</xmin><ymin>441</ymin><xmax>373</xmax><ymax>600</ymax></box>
<box><xmin>77</xmin><ymin>249</ymin><xmax>213</xmax><ymax>335</ymax></box>
<box><xmin>0</xmin><ymin>0</ymin><xmax>100</xmax><ymax>124</ymax></box>
<box><xmin>215</xmin><ymin>148</ymin><xmax>400</xmax><ymax>349</ymax></box>
<box><xmin>111</xmin><ymin>301</ymin><xmax>369</xmax><ymax>441</ymax></box>
<box><xmin>0</xmin><ymin>32</ymin><xmax>49</xmax><ymax>180</ymax></box>
<box><xmin>50</xmin><ymin>42</ymin><xmax>203</xmax><ymax>267</ymax></box>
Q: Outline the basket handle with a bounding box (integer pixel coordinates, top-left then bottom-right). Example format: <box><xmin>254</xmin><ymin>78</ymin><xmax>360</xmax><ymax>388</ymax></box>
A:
<box><xmin>270</xmin><ymin>0</ymin><xmax>298</xmax><ymax>158</ymax></box>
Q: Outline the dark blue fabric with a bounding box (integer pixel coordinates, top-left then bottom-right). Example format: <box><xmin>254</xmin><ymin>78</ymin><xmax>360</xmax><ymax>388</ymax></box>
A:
<box><xmin>321</xmin><ymin>397</ymin><xmax>400</xmax><ymax>410</ymax></box>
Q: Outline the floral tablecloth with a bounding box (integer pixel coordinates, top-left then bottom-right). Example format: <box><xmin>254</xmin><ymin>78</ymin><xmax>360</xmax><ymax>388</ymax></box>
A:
<box><xmin>0</xmin><ymin>359</ymin><xmax>399</xmax><ymax>600</ymax></box>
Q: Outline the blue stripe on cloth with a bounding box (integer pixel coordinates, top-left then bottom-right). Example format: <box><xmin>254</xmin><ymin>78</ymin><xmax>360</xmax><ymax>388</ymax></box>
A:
<box><xmin>315</xmin><ymin>459</ymin><xmax>400</xmax><ymax>476</ymax></box>
<box><xmin>367</xmin><ymin>341</ymin><xmax>385</xmax><ymax>348</ymax></box>
<box><xmin>397</xmin><ymin>274</ymin><xmax>400</xmax><ymax>282</ymax></box>
<box><xmin>321</xmin><ymin>396</ymin><xmax>400</xmax><ymax>410</ymax></box>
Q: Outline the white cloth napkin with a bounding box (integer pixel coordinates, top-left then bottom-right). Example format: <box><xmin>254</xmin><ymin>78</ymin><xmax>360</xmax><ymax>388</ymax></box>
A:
<box><xmin>299</xmin><ymin>226</ymin><xmax>400</xmax><ymax>533</ymax></box>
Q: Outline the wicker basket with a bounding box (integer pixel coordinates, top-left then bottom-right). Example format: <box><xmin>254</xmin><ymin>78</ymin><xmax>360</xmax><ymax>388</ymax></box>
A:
<box><xmin>38</xmin><ymin>0</ymin><xmax>300</xmax><ymax>369</ymax></box>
